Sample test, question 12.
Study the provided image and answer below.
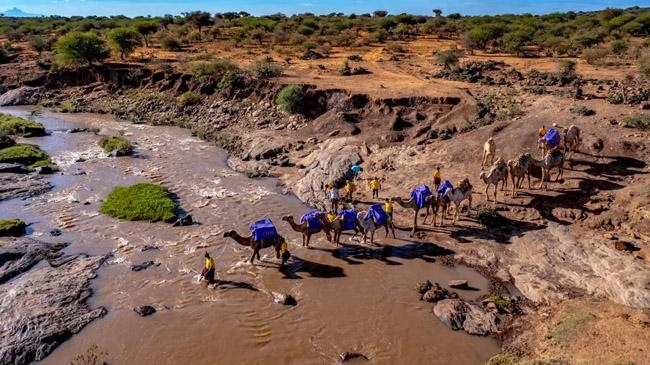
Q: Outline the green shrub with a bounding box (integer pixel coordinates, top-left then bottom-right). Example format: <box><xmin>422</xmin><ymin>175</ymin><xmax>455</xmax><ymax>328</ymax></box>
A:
<box><xmin>297</xmin><ymin>25</ymin><xmax>315</xmax><ymax>36</ymax></box>
<box><xmin>486</xmin><ymin>293</ymin><xmax>512</xmax><ymax>312</ymax></box>
<box><xmin>623</xmin><ymin>114</ymin><xmax>650</xmax><ymax>130</ymax></box>
<box><xmin>159</xmin><ymin>33</ymin><xmax>182</xmax><ymax>50</ymax></box>
<box><xmin>179</xmin><ymin>91</ymin><xmax>199</xmax><ymax>106</ymax></box>
<box><xmin>188</xmin><ymin>59</ymin><xmax>239</xmax><ymax>79</ymax></box>
<box><xmin>58</xmin><ymin>100</ymin><xmax>76</xmax><ymax>113</ymax></box>
<box><xmin>0</xmin><ymin>135</ymin><xmax>15</xmax><ymax>149</ymax></box>
<box><xmin>486</xmin><ymin>353</ymin><xmax>519</xmax><ymax>365</ymax></box>
<box><xmin>0</xmin><ymin>113</ymin><xmax>46</xmax><ymax>137</ymax></box>
<box><xmin>475</xmin><ymin>209</ymin><xmax>510</xmax><ymax>228</ymax></box>
<box><xmin>640</xmin><ymin>50</ymin><xmax>650</xmax><ymax>79</ymax></box>
<box><xmin>545</xmin><ymin>307</ymin><xmax>595</xmax><ymax>345</ymax></box>
<box><xmin>54</xmin><ymin>31</ymin><xmax>109</xmax><ymax>66</ymax></box>
<box><xmin>582</xmin><ymin>47</ymin><xmax>609</xmax><ymax>65</ymax></box>
<box><xmin>607</xmin><ymin>92</ymin><xmax>624</xmax><ymax>104</ymax></box>
<box><xmin>98</xmin><ymin>136</ymin><xmax>133</xmax><ymax>156</ymax></box>
<box><xmin>569</xmin><ymin>105</ymin><xmax>595</xmax><ymax>116</ymax></box>
<box><xmin>0</xmin><ymin>143</ymin><xmax>52</xmax><ymax>167</ymax></box>
<box><xmin>99</xmin><ymin>183</ymin><xmax>177</xmax><ymax>222</ymax></box>
<box><xmin>0</xmin><ymin>218</ymin><xmax>26</xmax><ymax>237</ymax></box>
<box><xmin>275</xmin><ymin>85</ymin><xmax>304</xmax><ymax>114</ymax></box>
<box><xmin>252</xmin><ymin>59</ymin><xmax>283</xmax><ymax>79</ymax></box>
<box><xmin>434</xmin><ymin>48</ymin><xmax>459</xmax><ymax>70</ymax></box>
<box><xmin>610</xmin><ymin>39</ymin><xmax>627</xmax><ymax>54</ymax></box>
<box><xmin>28</xmin><ymin>35</ymin><xmax>51</xmax><ymax>55</ymax></box>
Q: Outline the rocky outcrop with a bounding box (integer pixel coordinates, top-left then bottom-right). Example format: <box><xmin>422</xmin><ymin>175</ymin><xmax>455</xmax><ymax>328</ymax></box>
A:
<box><xmin>0</xmin><ymin>238</ymin><xmax>67</xmax><ymax>284</ymax></box>
<box><xmin>0</xmin><ymin>173</ymin><xmax>52</xmax><ymax>201</ymax></box>
<box><xmin>294</xmin><ymin>138</ymin><xmax>362</xmax><ymax>209</ymax></box>
<box><xmin>0</xmin><ymin>238</ymin><xmax>106</xmax><ymax>365</ymax></box>
<box><xmin>0</xmin><ymin>86</ymin><xmax>42</xmax><ymax>106</ymax></box>
<box><xmin>433</xmin><ymin>299</ymin><xmax>498</xmax><ymax>336</ymax></box>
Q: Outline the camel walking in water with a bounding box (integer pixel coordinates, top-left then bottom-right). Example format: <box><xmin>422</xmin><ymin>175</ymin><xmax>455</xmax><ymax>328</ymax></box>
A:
<box><xmin>479</xmin><ymin>158</ymin><xmax>508</xmax><ymax>207</ymax></box>
<box><xmin>356</xmin><ymin>211</ymin><xmax>396</xmax><ymax>244</ymax></box>
<box><xmin>324</xmin><ymin>215</ymin><xmax>363</xmax><ymax>246</ymax></box>
<box><xmin>531</xmin><ymin>149</ymin><xmax>565</xmax><ymax>190</ymax></box>
<box><xmin>481</xmin><ymin>137</ymin><xmax>496</xmax><ymax>167</ymax></box>
<box><xmin>223</xmin><ymin>230</ymin><xmax>284</xmax><ymax>265</ymax></box>
<box><xmin>391</xmin><ymin>195</ymin><xmax>436</xmax><ymax>236</ymax></box>
<box><xmin>443</xmin><ymin>178</ymin><xmax>473</xmax><ymax>225</ymax></box>
<box><xmin>281</xmin><ymin>214</ymin><xmax>331</xmax><ymax>247</ymax></box>
<box><xmin>507</xmin><ymin>153</ymin><xmax>532</xmax><ymax>197</ymax></box>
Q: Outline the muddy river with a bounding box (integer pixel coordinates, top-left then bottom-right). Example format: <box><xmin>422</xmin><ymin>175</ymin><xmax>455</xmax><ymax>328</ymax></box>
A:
<box><xmin>0</xmin><ymin>108</ymin><xmax>500</xmax><ymax>364</ymax></box>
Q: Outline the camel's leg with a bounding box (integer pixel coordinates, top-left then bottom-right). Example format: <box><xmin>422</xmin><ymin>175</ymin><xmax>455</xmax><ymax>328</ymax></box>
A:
<box><xmin>370</xmin><ymin>229</ymin><xmax>375</xmax><ymax>244</ymax></box>
<box><xmin>422</xmin><ymin>205</ymin><xmax>430</xmax><ymax>225</ymax></box>
<box><xmin>384</xmin><ymin>223</ymin><xmax>389</xmax><ymax>237</ymax></box>
<box><xmin>511</xmin><ymin>175</ymin><xmax>517</xmax><ymax>197</ymax></box>
<box><xmin>493</xmin><ymin>185</ymin><xmax>498</xmax><ymax>208</ymax></box>
<box><xmin>484</xmin><ymin>185</ymin><xmax>490</xmax><ymax>201</ymax></box>
<box><xmin>390</xmin><ymin>221</ymin><xmax>396</xmax><ymax>238</ymax></box>
<box><xmin>305</xmin><ymin>233</ymin><xmax>311</xmax><ymax>247</ymax></box>
<box><xmin>250</xmin><ymin>249</ymin><xmax>257</xmax><ymax>264</ymax></box>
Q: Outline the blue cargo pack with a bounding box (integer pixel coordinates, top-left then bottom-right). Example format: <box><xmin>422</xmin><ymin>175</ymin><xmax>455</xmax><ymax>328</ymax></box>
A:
<box><xmin>338</xmin><ymin>209</ymin><xmax>358</xmax><ymax>231</ymax></box>
<box><xmin>437</xmin><ymin>180</ymin><xmax>454</xmax><ymax>203</ymax></box>
<box><xmin>364</xmin><ymin>204</ymin><xmax>389</xmax><ymax>226</ymax></box>
<box><xmin>410</xmin><ymin>185</ymin><xmax>432</xmax><ymax>209</ymax></box>
<box><xmin>300</xmin><ymin>210</ymin><xmax>323</xmax><ymax>229</ymax></box>
<box><xmin>250</xmin><ymin>219</ymin><xmax>279</xmax><ymax>241</ymax></box>
<box><xmin>545</xmin><ymin>128</ymin><xmax>561</xmax><ymax>148</ymax></box>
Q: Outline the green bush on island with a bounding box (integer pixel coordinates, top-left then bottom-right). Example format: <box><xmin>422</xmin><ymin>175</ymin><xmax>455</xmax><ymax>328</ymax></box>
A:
<box><xmin>0</xmin><ymin>113</ymin><xmax>46</xmax><ymax>137</ymax></box>
<box><xmin>99</xmin><ymin>183</ymin><xmax>177</xmax><ymax>222</ymax></box>
<box><xmin>0</xmin><ymin>218</ymin><xmax>27</xmax><ymax>237</ymax></box>
<box><xmin>98</xmin><ymin>136</ymin><xmax>133</xmax><ymax>156</ymax></box>
<box><xmin>0</xmin><ymin>143</ymin><xmax>53</xmax><ymax>168</ymax></box>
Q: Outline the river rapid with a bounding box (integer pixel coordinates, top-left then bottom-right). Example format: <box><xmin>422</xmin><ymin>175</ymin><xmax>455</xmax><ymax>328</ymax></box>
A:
<box><xmin>0</xmin><ymin>107</ymin><xmax>500</xmax><ymax>364</ymax></box>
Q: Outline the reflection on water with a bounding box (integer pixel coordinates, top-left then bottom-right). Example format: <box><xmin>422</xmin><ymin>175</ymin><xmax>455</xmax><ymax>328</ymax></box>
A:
<box><xmin>0</xmin><ymin>108</ymin><xmax>500</xmax><ymax>365</ymax></box>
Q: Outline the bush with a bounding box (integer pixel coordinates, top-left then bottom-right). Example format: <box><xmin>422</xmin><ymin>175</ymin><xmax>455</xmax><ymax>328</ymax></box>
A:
<box><xmin>0</xmin><ymin>114</ymin><xmax>46</xmax><ymax>137</ymax></box>
<box><xmin>0</xmin><ymin>218</ymin><xmax>26</xmax><ymax>237</ymax></box>
<box><xmin>54</xmin><ymin>32</ymin><xmax>109</xmax><ymax>66</ymax></box>
<box><xmin>107</xmin><ymin>28</ymin><xmax>142</xmax><ymax>60</ymax></box>
<box><xmin>607</xmin><ymin>92</ymin><xmax>624</xmax><ymax>104</ymax></box>
<box><xmin>179</xmin><ymin>91</ymin><xmax>199</xmax><ymax>106</ymax></box>
<box><xmin>623</xmin><ymin>114</ymin><xmax>650</xmax><ymax>130</ymax></box>
<box><xmin>159</xmin><ymin>33</ymin><xmax>182</xmax><ymax>50</ymax></box>
<box><xmin>28</xmin><ymin>35</ymin><xmax>51</xmax><ymax>55</ymax></box>
<box><xmin>434</xmin><ymin>49</ymin><xmax>459</xmax><ymax>70</ymax></box>
<box><xmin>486</xmin><ymin>293</ymin><xmax>512</xmax><ymax>312</ymax></box>
<box><xmin>98</xmin><ymin>136</ymin><xmax>133</xmax><ymax>156</ymax></box>
<box><xmin>297</xmin><ymin>25</ymin><xmax>315</xmax><ymax>36</ymax></box>
<box><xmin>252</xmin><ymin>59</ymin><xmax>283</xmax><ymax>79</ymax></box>
<box><xmin>582</xmin><ymin>47</ymin><xmax>609</xmax><ymax>65</ymax></box>
<box><xmin>475</xmin><ymin>209</ymin><xmax>510</xmax><ymax>228</ymax></box>
<box><xmin>486</xmin><ymin>353</ymin><xmax>519</xmax><ymax>365</ymax></box>
<box><xmin>99</xmin><ymin>183</ymin><xmax>177</xmax><ymax>222</ymax></box>
<box><xmin>640</xmin><ymin>50</ymin><xmax>650</xmax><ymax>79</ymax></box>
<box><xmin>275</xmin><ymin>85</ymin><xmax>304</xmax><ymax>114</ymax></box>
<box><xmin>189</xmin><ymin>58</ymin><xmax>239</xmax><ymax>79</ymax></box>
<box><xmin>0</xmin><ymin>143</ymin><xmax>52</xmax><ymax>167</ymax></box>
<box><xmin>610</xmin><ymin>39</ymin><xmax>627</xmax><ymax>54</ymax></box>
<box><xmin>569</xmin><ymin>105</ymin><xmax>596</xmax><ymax>116</ymax></box>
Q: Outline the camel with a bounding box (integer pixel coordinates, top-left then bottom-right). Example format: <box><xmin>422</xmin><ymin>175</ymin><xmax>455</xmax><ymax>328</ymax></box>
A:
<box><xmin>507</xmin><ymin>153</ymin><xmax>532</xmax><ymax>197</ymax></box>
<box><xmin>281</xmin><ymin>214</ymin><xmax>331</xmax><ymax>247</ymax></box>
<box><xmin>392</xmin><ymin>195</ymin><xmax>436</xmax><ymax>236</ymax></box>
<box><xmin>223</xmin><ymin>230</ymin><xmax>284</xmax><ymax>265</ymax></box>
<box><xmin>443</xmin><ymin>178</ymin><xmax>473</xmax><ymax>225</ymax></box>
<box><xmin>479</xmin><ymin>158</ymin><xmax>508</xmax><ymax>207</ymax></box>
<box><xmin>356</xmin><ymin>211</ymin><xmax>396</xmax><ymax>244</ymax></box>
<box><xmin>530</xmin><ymin>149</ymin><xmax>565</xmax><ymax>190</ymax></box>
<box><xmin>324</xmin><ymin>216</ymin><xmax>363</xmax><ymax>246</ymax></box>
<box><xmin>563</xmin><ymin>125</ymin><xmax>581</xmax><ymax>160</ymax></box>
<box><xmin>481</xmin><ymin>137</ymin><xmax>496</xmax><ymax>167</ymax></box>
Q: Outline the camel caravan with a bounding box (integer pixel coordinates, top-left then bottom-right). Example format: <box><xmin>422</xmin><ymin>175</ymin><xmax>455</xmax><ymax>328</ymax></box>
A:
<box><xmin>217</xmin><ymin>124</ymin><xmax>582</xmax><ymax>271</ymax></box>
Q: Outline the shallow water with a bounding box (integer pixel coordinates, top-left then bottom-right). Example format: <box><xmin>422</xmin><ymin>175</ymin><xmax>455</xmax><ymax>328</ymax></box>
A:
<box><xmin>0</xmin><ymin>107</ymin><xmax>500</xmax><ymax>364</ymax></box>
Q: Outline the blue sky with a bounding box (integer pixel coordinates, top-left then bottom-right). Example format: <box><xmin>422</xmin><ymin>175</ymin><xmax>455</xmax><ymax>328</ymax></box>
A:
<box><xmin>1</xmin><ymin>0</ymin><xmax>649</xmax><ymax>17</ymax></box>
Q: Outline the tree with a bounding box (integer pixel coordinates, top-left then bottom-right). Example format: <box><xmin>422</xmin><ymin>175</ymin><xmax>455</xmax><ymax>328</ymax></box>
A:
<box><xmin>107</xmin><ymin>28</ymin><xmax>142</xmax><ymax>60</ymax></box>
<box><xmin>28</xmin><ymin>35</ymin><xmax>50</xmax><ymax>55</ymax></box>
<box><xmin>434</xmin><ymin>48</ymin><xmax>459</xmax><ymax>70</ymax></box>
<box><xmin>373</xmin><ymin>10</ymin><xmax>388</xmax><ymax>18</ymax></box>
<box><xmin>251</xmin><ymin>28</ymin><xmax>265</xmax><ymax>45</ymax></box>
<box><xmin>54</xmin><ymin>32</ymin><xmax>109</xmax><ymax>66</ymax></box>
<box><xmin>184</xmin><ymin>11</ymin><xmax>212</xmax><ymax>37</ymax></box>
<box><xmin>433</xmin><ymin>9</ymin><xmax>442</xmax><ymax>17</ymax></box>
<box><xmin>160</xmin><ymin>14</ymin><xmax>174</xmax><ymax>30</ymax></box>
<box><xmin>134</xmin><ymin>20</ymin><xmax>158</xmax><ymax>47</ymax></box>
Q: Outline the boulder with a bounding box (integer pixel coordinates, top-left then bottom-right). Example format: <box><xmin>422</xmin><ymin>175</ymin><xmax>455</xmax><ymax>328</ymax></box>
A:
<box><xmin>0</xmin><ymin>163</ymin><xmax>27</xmax><ymax>174</ymax></box>
<box><xmin>131</xmin><ymin>261</ymin><xmax>160</xmax><ymax>272</ymax></box>
<box><xmin>0</xmin><ymin>240</ymin><xmax>106</xmax><ymax>365</ymax></box>
<box><xmin>433</xmin><ymin>299</ymin><xmax>498</xmax><ymax>336</ymax></box>
<box><xmin>0</xmin><ymin>135</ymin><xmax>16</xmax><ymax>149</ymax></box>
<box><xmin>246</xmin><ymin>136</ymin><xmax>285</xmax><ymax>160</ymax></box>
<box><xmin>172</xmin><ymin>214</ymin><xmax>193</xmax><ymax>227</ymax></box>
<box><xmin>448</xmin><ymin>280</ymin><xmax>469</xmax><ymax>289</ymax></box>
<box><xmin>134</xmin><ymin>305</ymin><xmax>156</xmax><ymax>317</ymax></box>
<box><xmin>294</xmin><ymin>138</ymin><xmax>362</xmax><ymax>209</ymax></box>
<box><xmin>0</xmin><ymin>87</ymin><xmax>42</xmax><ymax>106</ymax></box>
<box><xmin>272</xmin><ymin>292</ymin><xmax>297</xmax><ymax>306</ymax></box>
<box><xmin>0</xmin><ymin>173</ymin><xmax>52</xmax><ymax>201</ymax></box>
<box><xmin>49</xmin><ymin>229</ymin><xmax>62</xmax><ymax>237</ymax></box>
<box><xmin>340</xmin><ymin>352</ymin><xmax>368</xmax><ymax>362</ymax></box>
<box><xmin>0</xmin><ymin>238</ymin><xmax>67</xmax><ymax>284</ymax></box>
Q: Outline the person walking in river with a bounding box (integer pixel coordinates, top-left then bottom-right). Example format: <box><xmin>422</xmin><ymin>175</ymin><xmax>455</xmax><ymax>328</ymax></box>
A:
<box><xmin>369</xmin><ymin>177</ymin><xmax>381</xmax><ymax>199</ymax></box>
<box><xmin>280</xmin><ymin>240</ymin><xmax>291</xmax><ymax>268</ymax></box>
<box><xmin>200</xmin><ymin>252</ymin><xmax>215</xmax><ymax>284</ymax></box>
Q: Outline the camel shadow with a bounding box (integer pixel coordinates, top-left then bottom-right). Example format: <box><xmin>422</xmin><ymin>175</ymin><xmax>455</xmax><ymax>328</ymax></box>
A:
<box><xmin>312</xmin><ymin>240</ymin><xmax>455</xmax><ymax>266</ymax></box>
<box><xmin>214</xmin><ymin>279</ymin><xmax>258</xmax><ymax>291</ymax></box>
<box><xmin>575</xmin><ymin>156</ymin><xmax>647</xmax><ymax>178</ymax></box>
<box><xmin>280</xmin><ymin>255</ymin><xmax>345</xmax><ymax>279</ymax></box>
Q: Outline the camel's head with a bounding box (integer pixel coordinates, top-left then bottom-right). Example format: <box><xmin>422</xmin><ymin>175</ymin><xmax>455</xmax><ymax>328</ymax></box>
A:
<box><xmin>479</xmin><ymin>171</ymin><xmax>486</xmax><ymax>182</ymax></box>
<box><xmin>223</xmin><ymin>230</ymin><xmax>234</xmax><ymax>238</ymax></box>
<box><xmin>281</xmin><ymin>215</ymin><xmax>291</xmax><ymax>222</ymax></box>
<box><xmin>495</xmin><ymin>157</ymin><xmax>504</xmax><ymax>165</ymax></box>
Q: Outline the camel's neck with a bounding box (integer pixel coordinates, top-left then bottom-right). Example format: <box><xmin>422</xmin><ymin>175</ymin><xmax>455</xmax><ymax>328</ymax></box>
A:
<box><xmin>285</xmin><ymin>217</ymin><xmax>302</xmax><ymax>232</ymax></box>
<box><xmin>227</xmin><ymin>231</ymin><xmax>251</xmax><ymax>246</ymax></box>
<box><xmin>395</xmin><ymin>198</ymin><xmax>415</xmax><ymax>209</ymax></box>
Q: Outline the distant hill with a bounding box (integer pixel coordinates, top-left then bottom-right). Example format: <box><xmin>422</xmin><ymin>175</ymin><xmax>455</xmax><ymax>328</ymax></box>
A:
<box><xmin>1</xmin><ymin>7</ymin><xmax>43</xmax><ymax>18</ymax></box>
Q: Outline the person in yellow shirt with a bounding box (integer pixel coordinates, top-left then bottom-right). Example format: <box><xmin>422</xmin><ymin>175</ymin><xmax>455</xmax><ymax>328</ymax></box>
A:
<box><xmin>327</xmin><ymin>211</ymin><xmax>337</xmax><ymax>223</ymax></box>
<box><xmin>538</xmin><ymin>125</ymin><xmax>547</xmax><ymax>139</ymax></box>
<box><xmin>433</xmin><ymin>167</ymin><xmax>441</xmax><ymax>190</ymax></box>
<box><xmin>345</xmin><ymin>180</ymin><xmax>356</xmax><ymax>202</ymax></box>
<box><xmin>280</xmin><ymin>240</ymin><xmax>291</xmax><ymax>268</ymax></box>
<box><xmin>200</xmin><ymin>252</ymin><xmax>215</xmax><ymax>283</ymax></box>
<box><xmin>384</xmin><ymin>198</ymin><xmax>393</xmax><ymax>219</ymax></box>
<box><xmin>369</xmin><ymin>177</ymin><xmax>381</xmax><ymax>199</ymax></box>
